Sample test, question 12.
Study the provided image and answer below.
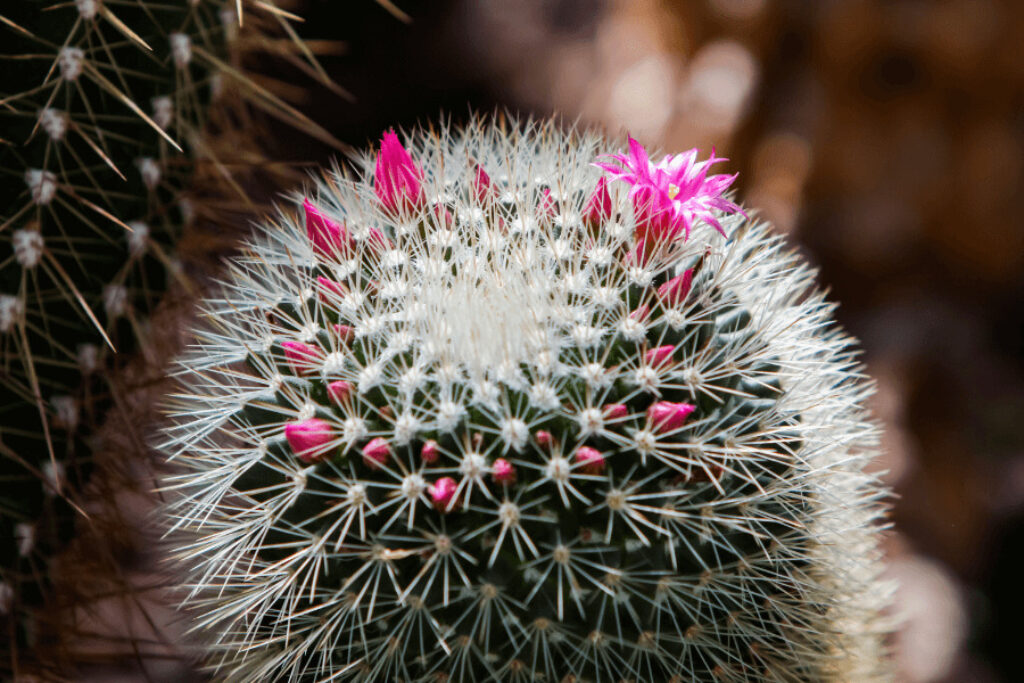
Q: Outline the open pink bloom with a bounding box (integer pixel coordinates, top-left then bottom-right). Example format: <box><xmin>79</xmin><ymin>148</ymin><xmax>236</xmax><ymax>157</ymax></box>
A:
<box><xmin>374</xmin><ymin>130</ymin><xmax>425</xmax><ymax>214</ymax></box>
<box><xmin>285</xmin><ymin>418</ymin><xmax>334</xmax><ymax>463</ymax></box>
<box><xmin>492</xmin><ymin>458</ymin><xmax>516</xmax><ymax>484</ymax></box>
<box><xmin>362</xmin><ymin>437</ymin><xmax>391</xmax><ymax>470</ymax></box>
<box><xmin>430</xmin><ymin>476</ymin><xmax>458</xmax><ymax>511</ymax></box>
<box><xmin>303</xmin><ymin>199</ymin><xmax>353</xmax><ymax>256</ymax></box>
<box><xmin>645</xmin><ymin>344</ymin><xmax>675</xmax><ymax>368</ymax></box>
<box><xmin>595</xmin><ymin>137</ymin><xmax>743</xmax><ymax>244</ymax></box>
<box><xmin>326</xmin><ymin>380</ymin><xmax>352</xmax><ymax>404</ymax></box>
<box><xmin>420</xmin><ymin>439</ymin><xmax>439</xmax><ymax>464</ymax></box>
<box><xmin>574</xmin><ymin>446</ymin><xmax>606</xmax><ymax>475</ymax></box>
<box><xmin>281</xmin><ymin>340</ymin><xmax>322</xmax><ymax>375</ymax></box>
<box><xmin>657</xmin><ymin>268</ymin><xmax>693</xmax><ymax>306</ymax></box>
<box><xmin>582</xmin><ymin>176</ymin><xmax>613</xmax><ymax>229</ymax></box>
<box><xmin>647</xmin><ymin>401</ymin><xmax>696</xmax><ymax>433</ymax></box>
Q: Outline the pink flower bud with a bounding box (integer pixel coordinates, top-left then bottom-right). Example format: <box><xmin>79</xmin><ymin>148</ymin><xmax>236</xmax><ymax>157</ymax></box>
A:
<box><xmin>374</xmin><ymin>130</ymin><xmax>425</xmax><ymax>214</ymax></box>
<box><xmin>646</xmin><ymin>401</ymin><xmax>696</xmax><ymax>433</ymax></box>
<box><xmin>644</xmin><ymin>345</ymin><xmax>674</xmax><ymax>368</ymax></box>
<box><xmin>303</xmin><ymin>198</ymin><xmax>352</xmax><ymax>257</ymax></box>
<box><xmin>473</xmin><ymin>164</ymin><xmax>492</xmax><ymax>203</ymax></box>
<box><xmin>582</xmin><ymin>176</ymin><xmax>612</xmax><ymax>229</ymax></box>
<box><xmin>285</xmin><ymin>418</ymin><xmax>334</xmax><ymax>464</ymax></box>
<box><xmin>367</xmin><ymin>227</ymin><xmax>392</xmax><ymax>251</ymax></box>
<box><xmin>537</xmin><ymin>187</ymin><xmax>557</xmax><ymax>219</ymax></box>
<box><xmin>492</xmin><ymin>458</ymin><xmax>516</xmax><ymax>484</ymax></box>
<box><xmin>281</xmin><ymin>340</ymin><xmax>322</xmax><ymax>375</ymax></box>
<box><xmin>657</xmin><ymin>269</ymin><xmax>693</xmax><ymax>306</ymax></box>
<box><xmin>629</xmin><ymin>304</ymin><xmax>650</xmax><ymax>321</ymax></box>
<box><xmin>603</xmin><ymin>403</ymin><xmax>628</xmax><ymax>420</ymax></box>
<box><xmin>574</xmin><ymin>446</ymin><xmax>605</xmax><ymax>475</ymax></box>
<box><xmin>327</xmin><ymin>380</ymin><xmax>352</xmax><ymax>404</ymax></box>
<box><xmin>317</xmin><ymin>276</ymin><xmax>347</xmax><ymax>301</ymax></box>
<box><xmin>420</xmin><ymin>439</ymin><xmax>439</xmax><ymax>464</ymax></box>
<box><xmin>535</xmin><ymin>429</ymin><xmax>553</xmax><ymax>449</ymax></box>
<box><xmin>332</xmin><ymin>324</ymin><xmax>354</xmax><ymax>343</ymax></box>
<box><xmin>362</xmin><ymin>437</ymin><xmax>391</xmax><ymax>470</ymax></box>
<box><xmin>430</xmin><ymin>476</ymin><xmax>458</xmax><ymax>511</ymax></box>
<box><xmin>433</xmin><ymin>204</ymin><xmax>454</xmax><ymax>228</ymax></box>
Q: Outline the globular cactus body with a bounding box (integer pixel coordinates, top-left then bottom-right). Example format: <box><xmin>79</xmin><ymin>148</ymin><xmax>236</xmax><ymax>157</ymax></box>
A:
<box><xmin>162</xmin><ymin>119</ymin><xmax>892</xmax><ymax>682</ymax></box>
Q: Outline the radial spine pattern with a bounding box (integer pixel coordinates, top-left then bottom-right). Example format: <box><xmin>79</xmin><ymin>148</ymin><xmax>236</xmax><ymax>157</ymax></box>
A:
<box><xmin>161</xmin><ymin>119</ymin><xmax>893</xmax><ymax>682</ymax></box>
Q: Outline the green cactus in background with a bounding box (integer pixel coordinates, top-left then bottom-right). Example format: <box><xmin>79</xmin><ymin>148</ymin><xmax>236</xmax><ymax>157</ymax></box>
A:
<box><xmin>0</xmin><ymin>0</ymin><xmax>342</xmax><ymax>672</ymax></box>
<box><xmin>160</xmin><ymin>119</ymin><xmax>893</xmax><ymax>682</ymax></box>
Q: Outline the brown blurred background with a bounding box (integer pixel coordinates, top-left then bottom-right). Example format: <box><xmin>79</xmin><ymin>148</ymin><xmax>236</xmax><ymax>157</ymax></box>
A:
<box><xmin>285</xmin><ymin>1</ymin><xmax>1022</xmax><ymax>680</ymax></box>
<box><xmin>65</xmin><ymin>0</ymin><xmax>1024</xmax><ymax>680</ymax></box>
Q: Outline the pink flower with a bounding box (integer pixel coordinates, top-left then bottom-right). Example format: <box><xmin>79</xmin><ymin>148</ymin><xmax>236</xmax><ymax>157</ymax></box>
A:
<box><xmin>574</xmin><ymin>446</ymin><xmax>606</xmax><ymax>475</ymax></box>
<box><xmin>647</xmin><ymin>401</ymin><xmax>696</xmax><ymax>433</ymax></box>
<box><xmin>362</xmin><ymin>437</ymin><xmax>391</xmax><ymax>470</ymax></box>
<box><xmin>582</xmin><ymin>176</ymin><xmax>612</xmax><ymax>229</ymax></box>
<box><xmin>281</xmin><ymin>340</ymin><xmax>322</xmax><ymax>375</ymax></box>
<box><xmin>595</xmin><ymin>137</ymin><xmax>743</xmax><ymax>244</ymax></box>
<box><xmin>332</xmin><ymin>324</ymin><xmax>354</xmax><ymax>343</ymax></box>
<box><xmin>537</xmin><ymin>187</ymin><xmax>557</xmax><ymax>220</ymax></box>
<box><xmin>327</xmin><ymin>380</ymin><xmax>352</xmax><ymax>404</ymax></box>
<box><xmin>317</xmin><ymin>276</ymin><xmax>347</xmax><ymax>301</ymax></box>
<box><xmin>603</xmin><ymin>403</ymin><xmax>628</xmax><ymax>420</ymax></box>
<box><xmin>285</xmin><ymin>418</ymin><xmax>335</xmax><ymax>463</ymax></box>
<box><xmin>433</xmin><ymin>204</ymin><xmax>454</xmax><ymax>228</ymax></box>
<box><xmin>420</xmin><ymin>439</ymin><xmax>439</xmax><ymax>464</ymax></box>
<box><xmin>303</xmin><ymin>198</ymin><xmax>353</xmax><ymax>256</ymax></box>
<box><xmin>374</xmin><ymin>129</ymin><xmax>425</xmax><ymax>214</ymax></box>
<box><xmin>430</xmin><ymin>476</ymin><xmax>458</xmax><ymax>511</ymax></box>
<box><xmin>644</xmin><ymin>345</ymin><xmax>675</xmax><ymax>368</ymax></box>
<box><xmin>657</xmin><ymin>268</ymin><xmax>693</xmax><ymax>306</ymax></box>
<box><xmin>629</xmin><ymin>304</ymin><xmax>650</xmax><ymax>321</ymax></box>
<box><xmin>535</xmin><ymin>430</ymin><xmax>553</xmax><ymax>449</ymax></box>
<box><xmin>473</xmin><ymin>164</ymin><xmax>493</xmax><ymax>203</ymax></box>
<box><xmin>492</xmin><ymin>458</ymin><xmax>516</xmax><ymax>484</ymax></box>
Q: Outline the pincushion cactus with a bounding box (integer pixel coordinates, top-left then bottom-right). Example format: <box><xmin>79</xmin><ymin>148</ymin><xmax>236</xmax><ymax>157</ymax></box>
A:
<box><xmin>161</xmin><ymin>119</ymin><xmax>892</xmax><ymax>681</ymax></box>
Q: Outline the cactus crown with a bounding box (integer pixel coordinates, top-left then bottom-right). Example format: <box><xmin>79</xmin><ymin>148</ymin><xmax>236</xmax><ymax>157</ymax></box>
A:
<box><xmin>162</xmin><ymin>118</ymin><xmax>891</xmax><ymax>682</ymax></box>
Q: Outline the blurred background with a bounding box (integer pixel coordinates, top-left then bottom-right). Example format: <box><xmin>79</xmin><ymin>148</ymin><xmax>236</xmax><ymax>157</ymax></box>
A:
<box><xmin>280</xmin><ymin>1</ymin><xmax>1021</xmax><ymax>680</ymax></box>
<box><xmin>50</xmin><ymin>0</ymin><xmax>1023</xmax><ymax>680</ymax></box>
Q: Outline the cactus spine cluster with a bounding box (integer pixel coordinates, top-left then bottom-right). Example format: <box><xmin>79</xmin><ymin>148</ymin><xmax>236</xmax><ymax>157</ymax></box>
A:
<box><xmin>0</xmin><ymin>0</ymin><xmax>335</xmax><ymax>670</ymax></box>
<box><xmin>162</xmin><ymin>119</ymin><xmax>892</xmax><ymax>681</ymax></box>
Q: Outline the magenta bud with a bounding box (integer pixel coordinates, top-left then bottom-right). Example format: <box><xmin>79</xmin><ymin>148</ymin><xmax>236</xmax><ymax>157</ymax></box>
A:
<box><xmin>317</xmin><ymin>276</ymin><xmax>347</xmax><ymax>301</ymax></box>
<box><xmin>535</xmin><ymin>430</ymin><xmax>553</xmax><ymax>449</ymax></box>
<box><xmin>327</xmin><ymin>380</ymin><xmax>352</xmax><ymax>404</ymax></box>
<box><xmin>361</xmin><ymin>437</ymin><xmax>391</xmax><ymax>470</ymax></box>
<box><xmin>433</xmin><ymin>204</ymin><xmax>454</xmax><ymax>228</ymax></box>
<box><xmin>374</xmin><ymin>129</ymin><xmax>425</xmax><ymax>214</ymax></box>
<box><xmin>629</xmin><ymin>304</ymin><xmax>650</xmax><ymax>321</ymax></box>
<box><xmin>582</xmin><ymin>176</ymin><xmax>612</xmax><ymax>229</ymax></box>
<box><xmin>646</xmin><ymin>401</ymin><xmax>696</xmax><ymax>433</ymax></box>
<box><xmin>303</xmin><ymin>198</ymin><xmax>352</xmax><ymax>256</ymax></box>
<box><xmin>332</xmin><ymin>324</ymin><xmax>354</xmax><ymax>343</ymax></box>
<box><xmin>603</xmin><ymin>403</ymin><xmax>628</xmax><ymax>420</ymax></box>
<box><xmin>537</xmin><ymin>187</ymin><xmax>557</xmax><ymax>219</ymax></box>
<box><xmin>574</xmin><ymin>446</ymin><xmax>606</xmax><ymax>475</ymax></box>
<box><xmin>430</xmin><ymin>476</ymin><xmax>458</xmax><ymax>511</ymax></box>
<box><xmin>420</xmin><ymin>439</ymin><xmax>439</xmax><ymax>464</ymax></box>
<box><xmin>285</xmin><ymin>418</ymin><xmax>334</xmax><ymax>464</ymax></box>
<box><xmin>281</xmin><ymin>340</ymin><xmax>323</xmax><ymax>375</ymax></box>
<box><xmin>473</xmin><ymin>164</ymin><xmax>492</xmax><ymax>203</ymax></box>
<box><xmin>492</xmin><ymin>458</ymin><xmax>516</xmax><ymax>484</ymax></box>
<box><xmin>657</xmin><ymin>268</ymin><xmax>693</xmax><ymax>306</ymax></box>
<box><xmin>644</xmin><ymin>345</ymin><xmax>674</xmax><ymax>368</ymax></box>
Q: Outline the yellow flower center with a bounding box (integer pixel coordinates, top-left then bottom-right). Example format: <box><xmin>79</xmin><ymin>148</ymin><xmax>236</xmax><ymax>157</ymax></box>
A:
<box><xmin>667</xmin><ymin>183</ymin><xmax>680</xmax><ymax>200</ymax></box>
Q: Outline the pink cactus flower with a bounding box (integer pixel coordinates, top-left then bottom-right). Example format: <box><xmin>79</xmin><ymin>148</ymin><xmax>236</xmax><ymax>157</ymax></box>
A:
<box><xmin>473</xmin><ymin>164</ymin><xmax>493</xmax><ymax>203</ymax></box>
<box><xmin>537</xmin><ymin>187</ymin><xmax>557</xmax><ymax>220</ymax></box>
<box><xmin>332</xmin><ymin>324</ymin><xmax>354</xmax><ymax>343</ymax></box>
<box><xmin>317</xmin><ymin>276</ymin><xmax>347</xmax><ymax>301</ymax></box>
<box><xmin>430</xmin><ymin>476</ymin><xmax>458</xmax><ymax>511</ymax></box>
<box><xmin>420</xmin><ymin>439</ymin><xmax>439</xmax><ymax>464</ymax></box>
<box><xmin>362</xmin><ymin>437</ymin><xmax>391</xmax><ymax>470</ymax></box>
<box><xmin>492</xmin><ymin>458</ymin><xmax>516</xmax><ymax>484</ymax></box>
<box><xmin>657</xmin><ymin>268</ymin><xmax>693</xmax><ymax>306</ymax></box>
<box><xmin>327</xmin><ymin>380</ymin><xmax>352</xmax><ymax>404</ymax></box>
<box><xmin>281</xmin><ymin>340</ymin><xmax>322</xmax><ymax>375</ymax></box>
<box><xmin>374</xmin><ymin>129</ymin><xmax>425</xmax><ymax>214</ymax></box>
<box><xmin>303</xmin><ymin>198</ymin><xmax>353</xmax><ymax>256</ymax></box>
<box><xmin>285</xmin><ymin>418</ymin><xmax>335</xmax><ymax>463</ymax></box>
<box><xmin>647</xmin><ymin>401</ymin><xmax>696</xmax><ymax>433</ymax></box>
<box><xmin>582</xmin><ymin>176</ymin><xmax>613</xmax><ymax>229</ymax></box>
<box><xmin>603</xmin><ymin>403</ymin><xmax>628</xmax><ymax>420</ymax></box>
<box><xmin>595</xmin><ymin>137</ymin><xmax>743</xmax><ymax>245</ymax></box>
<box><xmin>433</xmin><ymin>204</ymin><xmax>454</xmax><ymax>228</ymax></box>
<box><xmin>644</xmin><ymin>344</ymin><xmax>675</xmax><ymax>368</ymax></box>
<box><xmin>574</xmin><ymin>446</ymin><xmax>606</xmax><ymax>475</ymax></box>
<box><xmin>629</xmin><ymin>304</ymin><xmax>650</xmax><ymax>321</ymax></box>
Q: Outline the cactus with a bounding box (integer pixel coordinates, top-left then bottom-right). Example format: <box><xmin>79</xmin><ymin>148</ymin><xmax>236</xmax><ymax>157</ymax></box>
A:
<box><xmin>161</xmin><ymin>119</ymin><xmax>893</xmax><ymax>682</ymax></box>
<box><xmin>0</xmin><ymin>0</ymin><xmax>340</xmax><ymax>671</ymax></box>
